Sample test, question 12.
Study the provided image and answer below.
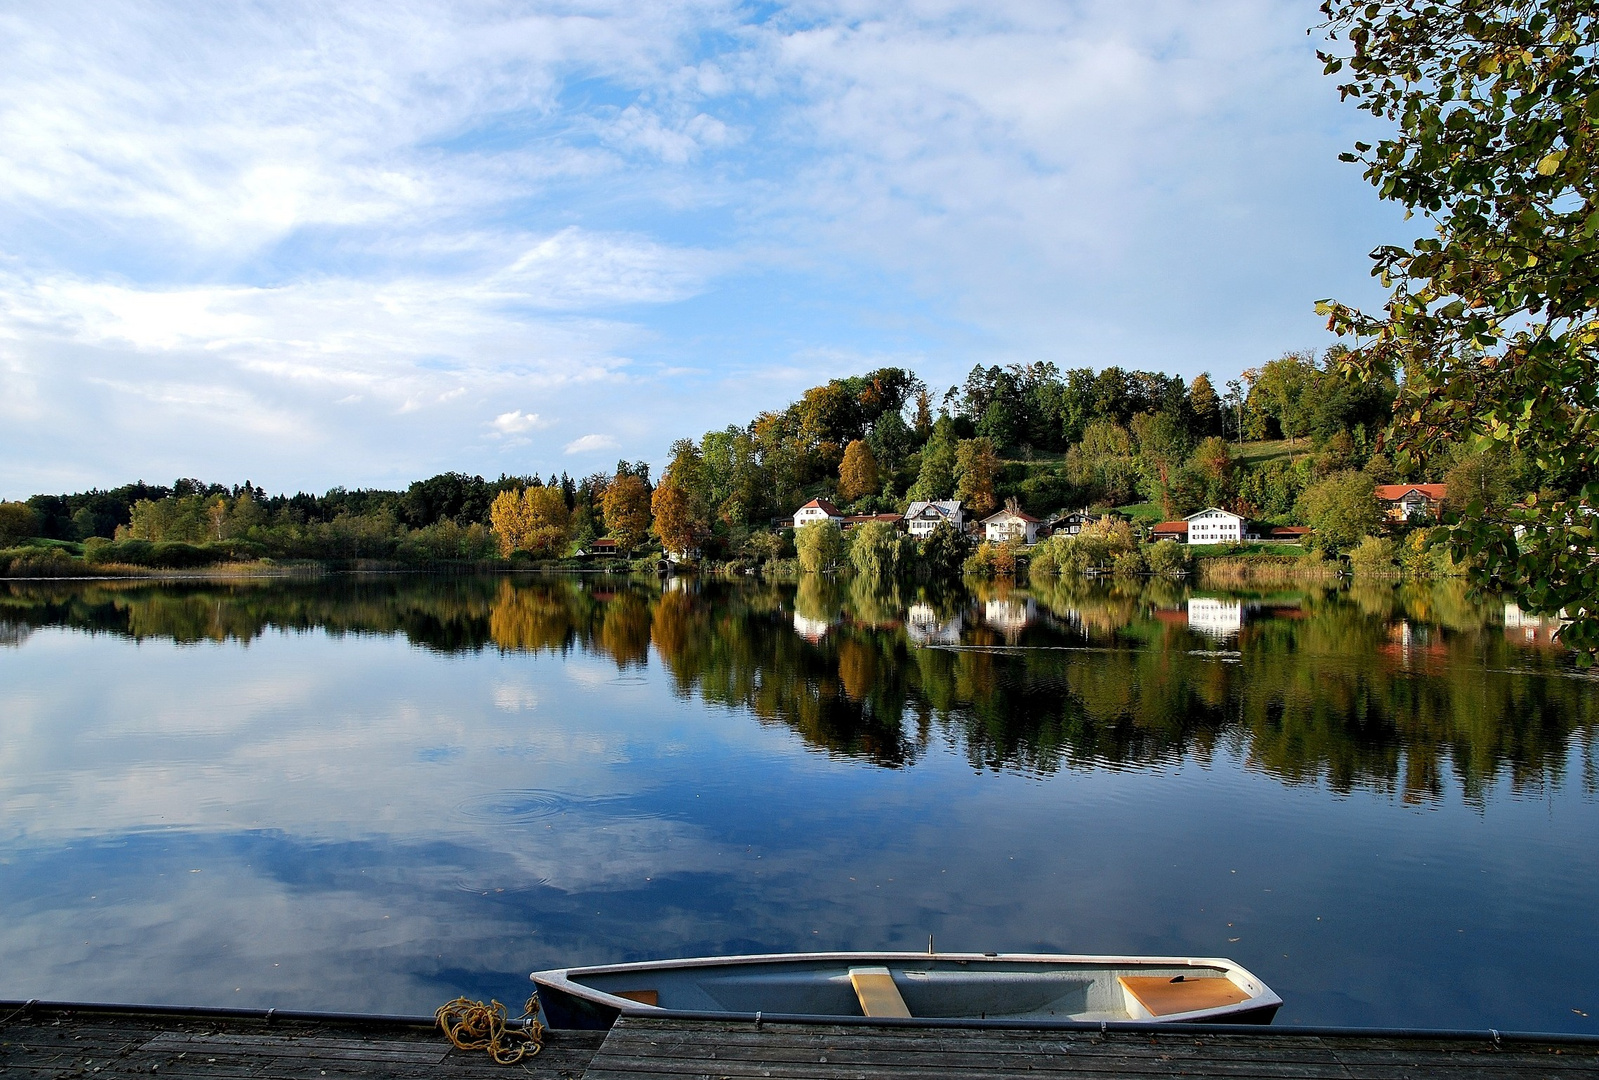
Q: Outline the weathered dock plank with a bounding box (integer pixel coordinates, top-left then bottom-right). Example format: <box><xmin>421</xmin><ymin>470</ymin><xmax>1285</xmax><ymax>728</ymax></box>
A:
<box><xmin>0</xmin><ymin>1007</ymin><xmax>604</xmax><ymax>1080</ymax></box>
<box><xmin>4</xmin><ymin>1006</ymin><xmax>1596</xmax><ymax>1080</ymax></box>
<box><xmin>580</xmin><ymin>1017</ymin><xmax>1599</xmax><ymax>1080</ymax></box>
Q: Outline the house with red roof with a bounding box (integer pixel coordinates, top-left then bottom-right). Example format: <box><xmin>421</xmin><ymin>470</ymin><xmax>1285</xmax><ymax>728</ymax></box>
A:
<box><xmin>792</xmin><ymin>498</ymin><xmax>843</xmax><ymax>529</ymax></box>
<box><xmin>1151</xmin><ymin>507</ymin><xmax>1251</xmax><ymax>545</ymax></box>
<box><xmin>1375</xmin><ymin>483</ymin><xmax>1447</xmax><ymax>522</ymax></box>
<box><xmin>980</xmin><ymin>506</ymin><xmax>1043</xmax><ymax>546</ymax></box>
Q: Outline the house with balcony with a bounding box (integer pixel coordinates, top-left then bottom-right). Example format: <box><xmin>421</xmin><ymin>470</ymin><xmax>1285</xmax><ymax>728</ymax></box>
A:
<box><xmin>903</xmin><ymin>500</ymin><xmax>964</xmax><ymax>537</ymax></box>
<box><xmin>980</xmin><ymin>506</ymin><xmax>1043</xmax><ymax>546</ymax></box>
<box><xmin>1375</xmin><ymin>483</ymin><xmax>1447</xmax><ymax>522</ymax></box>
<box><xmin>1048</xmin><ymin>508</ymin><xmax>1124</xmax><ymax>536</ymax></box>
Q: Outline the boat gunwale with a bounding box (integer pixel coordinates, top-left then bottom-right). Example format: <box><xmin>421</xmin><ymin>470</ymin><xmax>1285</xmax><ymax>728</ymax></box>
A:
<box><xmin>531</xmin><ymin>951</ymin><xmax>1283</xmax><ymax>1025</ymax></box>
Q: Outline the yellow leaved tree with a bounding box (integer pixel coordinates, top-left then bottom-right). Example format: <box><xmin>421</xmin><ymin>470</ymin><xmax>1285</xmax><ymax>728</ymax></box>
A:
<box><xmin>490</xmin><ymin>485</ymin><xmax>571</xmax><ymax>557</ymax></box>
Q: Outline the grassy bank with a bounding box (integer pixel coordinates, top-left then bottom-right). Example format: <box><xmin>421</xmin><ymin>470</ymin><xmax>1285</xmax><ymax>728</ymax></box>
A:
<box><xmin>1196</xmin><ymin>553</ymin><xmax>1339</xmax><ymax>588</ymax></box>
<box><xmin>0</xmin><ymin>539</ymin><xmax>650</xmax><ymax>579</ymax></box>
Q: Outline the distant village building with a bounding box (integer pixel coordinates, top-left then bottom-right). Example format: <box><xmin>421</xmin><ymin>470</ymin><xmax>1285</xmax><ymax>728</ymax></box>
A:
<box><xmin>1185</xmin><ymin>507</ymin><xmax>1249</xmax><ymax>544</ymax></box>
<box><xmin>903</xmin><ymin>500</ymin><xmax>965</xmax><ymax>537</ymax></box>
<box><xmin>792</xmin><ymin>498</ymin><xmax>843</xmax><ymax>529</ymax></box>
<box><xmin>980</xmin><ymin>507</ymin><xmax>1042</xmax><ymax>546</ymax></box>
<box><xmin>586</xmin><ymin>537</ymin><xmax>620</xmax><ymax>556</ymax></box>
<box><xmin>1151</xmin><ymin>508</ymin><xmax>1251</xmax><ymax>545</ymax></box>
<box><xmin>1263</xmin><ymin>525</ymin><xmax>1312</xmax><ymax>543</ymax></box>
<box><xmin>1049</xmin><ymin>509</ymin><xmax>1121</xmax><ymax>536</ymax></box>
<box><xmin>1187</xmin><ymin>597</ymin><xmax>1245</xmax><ymax>638</ymax></box>
<box><xmin>1375</xmin><ymin>483</ymin><xmax>1447</xmax><ymax>522</ymax></box>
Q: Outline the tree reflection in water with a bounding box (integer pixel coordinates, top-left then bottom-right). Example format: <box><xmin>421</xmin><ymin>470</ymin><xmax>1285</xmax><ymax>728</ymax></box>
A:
<box><xmin>2</xmin><ymin>572</ymin><xmax>1592</xmax><ymax>803</ymax></box>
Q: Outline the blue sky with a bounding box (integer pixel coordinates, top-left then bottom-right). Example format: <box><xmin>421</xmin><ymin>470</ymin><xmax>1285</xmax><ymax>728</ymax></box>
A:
<box><xmin>0</xmin><ymin>0</ymin><xmax>1405</xmax><ymax>497</ymax></box>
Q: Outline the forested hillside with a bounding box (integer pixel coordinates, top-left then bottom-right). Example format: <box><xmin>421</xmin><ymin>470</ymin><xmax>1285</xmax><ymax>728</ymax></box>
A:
<box><xmin>0</xmin><ymin>350</ymin><xmax>1555</xmax><ymax>571</ymax></box>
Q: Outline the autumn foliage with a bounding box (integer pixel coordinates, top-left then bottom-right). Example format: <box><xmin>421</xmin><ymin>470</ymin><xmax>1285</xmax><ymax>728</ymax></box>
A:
<box><xmin>601</xmin><ymin>474</ymin><xmax>653</xmax><ymax>552</ymax></box>
<box><xmin>489</xmin><ymin>485</ymin><xmax>571</xmax><ymax>557</ymax></box>
<box><xmin>837</xmin><ymin>440</ymin><xmax>880</xmax><ymax>504</ymax></box>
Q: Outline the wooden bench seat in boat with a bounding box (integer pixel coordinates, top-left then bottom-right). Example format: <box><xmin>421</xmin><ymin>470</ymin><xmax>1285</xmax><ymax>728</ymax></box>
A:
<box><xmin>848</xmin><ymin>966</ymin><xmax>912</xmax><ymax>1017</ymax></box>
<box><xmin>1119</xmin><ymin>975</ymin><xmax>1250</xmax><ymax>1017</ymax></box>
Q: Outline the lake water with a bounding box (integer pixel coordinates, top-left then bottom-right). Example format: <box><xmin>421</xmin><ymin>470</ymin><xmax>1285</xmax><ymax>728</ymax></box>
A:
<box><xmin>0</xmin><ymin>573</ymin><xmax>1594</xmax><ymax>1032</ymax></box>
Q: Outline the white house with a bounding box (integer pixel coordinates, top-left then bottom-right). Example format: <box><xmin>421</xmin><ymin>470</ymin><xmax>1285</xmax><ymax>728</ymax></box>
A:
<box><xmin>1184</xmin><ymin>507</ymin><xmax>1249</xmax><ymax>545</ymax></box>
<box><xmin>792</xmin><ymin>498</ymin><xmax>844</xmax><ymax>530</ymax></box>
<box><xmin>903</xmin><ymin>500</ymin><xmax>964</xmax><ymax>537</ymax></box>
<box><xmin>980</xmin><ymin>507</ymin><xmax>1043</xmax><ymax>546</ymax></box>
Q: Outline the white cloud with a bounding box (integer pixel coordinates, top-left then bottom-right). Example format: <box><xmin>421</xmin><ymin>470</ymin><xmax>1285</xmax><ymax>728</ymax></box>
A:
<box><xmin>490</xmin><ymin>410</ymin><xmax>543</xmax><ymax>435</ymax></box>
<box><xmin>564</xmin><ymin>434</ymin><xmax>619</xmax><ymax>455</ymax></box>
<box><xmin>0</xmin><ymin>0</ymin><xmax>1404</xmax><ymax>493</ymax></box>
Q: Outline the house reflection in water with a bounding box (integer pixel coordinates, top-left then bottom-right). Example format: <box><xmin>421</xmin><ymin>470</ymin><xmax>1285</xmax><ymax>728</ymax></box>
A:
<box><xmin>983</xmin><ymin>596</ymin><xmax>1036</xmax><ymax>641</ymax></box>
<box><xmin>906</xmin><ymin>603</ymin><xmax>963</xmax><ymax>646</ymax></box>
<box><xmin>792</xmin><ymin>610</ymin><xmax>834</xmax><ymax>643</ymax></box>
<box><xmin>1503</xmin><ymin>603</ymin><xmax>1566</xmax><ymax>647</ymax></box>
<box><xmin>1186</xmin><ymin>597</ymin><xmax>1245</xmax><ymax>638</ymax></box>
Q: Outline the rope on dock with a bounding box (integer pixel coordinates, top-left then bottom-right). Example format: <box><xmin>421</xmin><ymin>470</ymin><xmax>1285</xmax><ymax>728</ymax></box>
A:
<box><xmin>435</xmin><ymin>993</ymin><xmax>543</xmax><ymax>1064</ymax></box>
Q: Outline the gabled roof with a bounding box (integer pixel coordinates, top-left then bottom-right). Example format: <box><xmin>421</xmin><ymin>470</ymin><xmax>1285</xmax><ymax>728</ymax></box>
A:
<box><xmin>1152</xmin><ymin>521</ymin><xmax>1189</xmax><ymax>533</ymax></box>
<box><xmin>980</xmin><ymin>507</ymin><xmax>1042</xmax><ymax>524</ymax></box>
<box><xmin>1375</xmin><ymin>483</ymin><xmax>1447</xmax><ymax>501</ymax></box>
<box><xmin>1268</xmin><ymin>525</ymin><xmax>1311</xmax><ymax>537</ymax></box>
<box><xmin>904</xmin><ymin>500</ymin><xmax>961</xmax><ymax>519</ymax></box>
<box><xmin>1184</xmin><ymin>506</ymin><xmax>1244</xmax><ymax>521</ymax></box>
<box><xmin>796</xmin><ymin>498</ymin><xmax>843</xmax><ymax>516</ymax></box>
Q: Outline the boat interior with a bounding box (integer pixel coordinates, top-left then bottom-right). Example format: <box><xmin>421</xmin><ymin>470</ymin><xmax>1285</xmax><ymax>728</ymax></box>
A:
<box><xmin>567</xmin><ymin>957</ymin><xmax>1256</xmax><ymax>1021</ymax></box>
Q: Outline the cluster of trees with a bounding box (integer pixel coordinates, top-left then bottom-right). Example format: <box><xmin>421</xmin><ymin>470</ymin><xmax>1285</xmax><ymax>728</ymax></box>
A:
<box><xmin>788</xmin><ymin>518</ymin><xmax>969</xmax><ymax>582</ymax></box>
<box><xmin>645</xmin><ymin>350</ymin><xmax>1415</xmax><ymax>568</ymax></box>
<box><xmin>1314</xmin><ymin>0</ymin><xmax>1598</xmax><ymax>658</ymax></box>
<box><xmin>1</xmin><ymin>464</ymin><xmax>667</xmax><ymax>568</ymax></box>
<box><xmin>0</xmin><ymin>346</ymin><xmax>1572</xmax><ymax>580</ymax></box>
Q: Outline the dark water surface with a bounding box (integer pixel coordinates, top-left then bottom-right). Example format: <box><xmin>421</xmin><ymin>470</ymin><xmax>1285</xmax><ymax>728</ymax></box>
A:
<box><xmin>0</xmin><ymin>573</ymin><xmax>1594</xmax><ymax>1031</ymax></box>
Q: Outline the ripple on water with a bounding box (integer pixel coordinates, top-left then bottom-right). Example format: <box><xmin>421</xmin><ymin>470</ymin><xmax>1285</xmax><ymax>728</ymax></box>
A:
<box><xmin>454</xmin><ymin>789</ymin><xmax>624</xmax><ymax>824</ymax></box>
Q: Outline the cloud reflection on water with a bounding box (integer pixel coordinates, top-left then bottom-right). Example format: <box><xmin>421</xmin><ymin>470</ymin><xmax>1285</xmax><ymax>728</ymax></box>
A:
<box><xmin>0</xmin><ymin>574</ymin><xmax>1595</xmax><ymax>1030</ymax></box>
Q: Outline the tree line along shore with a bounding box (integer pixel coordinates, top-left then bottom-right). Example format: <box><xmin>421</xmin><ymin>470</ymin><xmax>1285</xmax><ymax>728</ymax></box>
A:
<box><xmin>0</xmin><ymin>353</ymin><xmax>1549</xmax><ymax>582</ymax></box>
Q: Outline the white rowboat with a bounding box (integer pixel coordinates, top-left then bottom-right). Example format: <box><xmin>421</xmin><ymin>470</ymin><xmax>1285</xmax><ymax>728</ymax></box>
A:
<box><xmin>532</xmin><ymin>951</ymin><xmax>1282</xmax><ymax>1029</ymax></box>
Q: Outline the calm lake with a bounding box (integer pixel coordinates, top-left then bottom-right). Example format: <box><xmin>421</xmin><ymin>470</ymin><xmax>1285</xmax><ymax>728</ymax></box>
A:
<box><xmin>0</xmin><ymin>572</ymin><xmax>1594</xmax><ymax>1032</ymax></box>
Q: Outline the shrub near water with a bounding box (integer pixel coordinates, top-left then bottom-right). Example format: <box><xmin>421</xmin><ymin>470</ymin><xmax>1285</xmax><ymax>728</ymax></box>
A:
<box><xmin>1348</xmin><ymin>535</ymin><xmax>1399</xmax><ymax>576</ymax></box>
<box><xmin>1146</xmin><ymin>539</ymin><xmax>1189</xmax><ymax>577</ymax></box>
<box><xmin>1</xmin><ymin>547</ymin><xmax>80</xmax><ymax>577</ymax></box>
<box><xmin>85</xmin><ymin>539</ymin><xmax>234</xmax><ymax>568</ymax></box>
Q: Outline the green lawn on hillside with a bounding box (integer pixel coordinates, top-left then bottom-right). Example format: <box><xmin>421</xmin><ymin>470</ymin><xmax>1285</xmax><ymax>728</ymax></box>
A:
<box><xmin>1233</xmin><ymin>439</ymin><xmax>1307</xmax><ymax>466</ymax></box>
<box><xmin>1116</xmin><ymin>501</ymin><xmax>1164</xmax><ymax>524</ymax></box>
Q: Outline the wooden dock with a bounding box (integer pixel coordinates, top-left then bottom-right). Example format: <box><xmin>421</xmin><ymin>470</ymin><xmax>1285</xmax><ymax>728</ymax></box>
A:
<box><xmin>4</xmin><ymin>1004</ymin><xmax>1597</xmax><ymax>1080</ymax></box>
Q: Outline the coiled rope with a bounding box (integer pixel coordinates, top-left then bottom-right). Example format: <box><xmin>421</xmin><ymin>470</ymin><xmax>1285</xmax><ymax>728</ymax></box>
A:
<box><xmin>435</xmin><ymin>993</ymin><xmax>543</xmax><ymax>1064</ymax></box>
